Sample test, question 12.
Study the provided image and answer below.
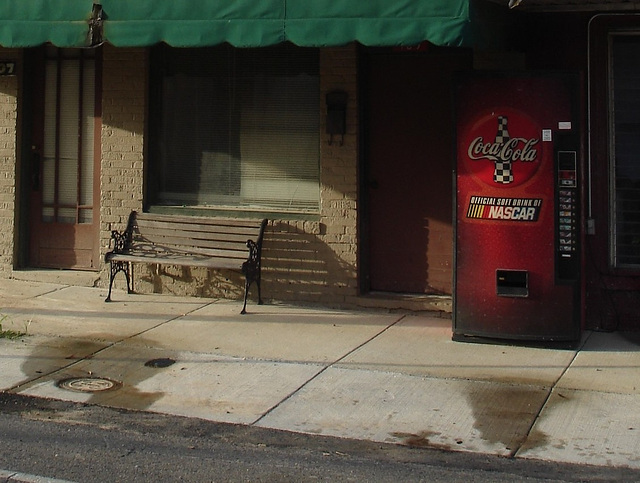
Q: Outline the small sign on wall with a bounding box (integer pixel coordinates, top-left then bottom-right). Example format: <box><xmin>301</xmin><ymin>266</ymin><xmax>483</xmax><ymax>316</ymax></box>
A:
<box><xmin>0</xmin><ymin>62</ymin><xmax>16</xmax><ymax>76</ymax></box>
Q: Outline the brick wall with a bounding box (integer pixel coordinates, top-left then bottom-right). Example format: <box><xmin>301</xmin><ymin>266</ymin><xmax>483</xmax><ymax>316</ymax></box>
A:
<box><xmin>262</xmin><ymin>46</ymin><xmax>360</xmax><ymax>306</ymax></box>
<box><xmin>0</xmin><ymin>51</ymin><xmax>19</xmax><ymax>275</ymax></box>
<box><xmin>99</xmin><ymin>45</ymin><xmax>361</xmax><ymax>307</ymax></box>
<box><xmin>100</xmin><ymin>46</ymin><xmax>145</xmax><ymax>290</ymax></box>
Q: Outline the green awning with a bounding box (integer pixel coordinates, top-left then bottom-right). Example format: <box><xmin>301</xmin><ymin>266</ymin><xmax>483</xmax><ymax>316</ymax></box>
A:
<box><xmin>0</xmin><ymin>0</ymin><xmax>91</xmax><ymax>47</ymax></box>
<box><xmin>0</xmin><ymin>0</ymin><xmax>472</xmax><ymax>49</ymax></box>
<box><xmin>284</xmin><ymin>1</ymin><xmax>471</xmax><ymax>47</ymax></box>
<box><xmin>102</xmin><ymin>0</ymin><xmax>471</xmax><ymax>48</ymax></box>
<box><xmin>100</xmin><ymin>0</ymin><xmax>286</xmax><ymax>48</ymax></box>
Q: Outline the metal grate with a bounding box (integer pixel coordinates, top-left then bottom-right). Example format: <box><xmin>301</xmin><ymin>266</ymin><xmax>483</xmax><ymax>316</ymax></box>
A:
<box><xmin>56</xmin><ymin>377</ymin><xmax>121</xmax><ymax>393</ymax></box>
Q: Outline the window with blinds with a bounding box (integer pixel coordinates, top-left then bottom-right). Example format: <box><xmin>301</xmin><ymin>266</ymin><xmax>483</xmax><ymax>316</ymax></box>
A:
<box><xmin>148</xmin><ymin>45</ymin><xmax>320</xmax><ymax>214</ymax></box>
<box><xmin>611</xmin><ymin>35</ymin><xmax>640</xmax><ymax>267</ymax></box>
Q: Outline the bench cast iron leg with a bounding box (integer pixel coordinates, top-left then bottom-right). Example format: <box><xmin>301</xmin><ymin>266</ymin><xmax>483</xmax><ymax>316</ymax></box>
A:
<box><xmin>105</xmin><ymin>260</ymin><xmax>131</xmax><ymax>302</ymax></box>
<box><xmin>241</xmin><ymin>278</ymin><xmax>250</xmax><ymax>315</ymax></box>
<box><xmin>240</xmin><ymin>238</ymin><xmax>263</xmax><ymax>314</ymax></box>
<box><xmin>241</xmin><ymin>261</ymin><xmax>258</xmax><ymax>314</ymax></box>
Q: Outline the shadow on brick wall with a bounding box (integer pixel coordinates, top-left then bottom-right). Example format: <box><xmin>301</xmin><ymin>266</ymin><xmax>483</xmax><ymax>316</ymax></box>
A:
<box><xmin>261</xmin><ymin>221</ymin><xmax>355</xmax><ymax>306</ymax></box>
<box><xmin>129</xmin><ymin>221</ymin><xmax>356</xmax><ymax>307</ymax></box>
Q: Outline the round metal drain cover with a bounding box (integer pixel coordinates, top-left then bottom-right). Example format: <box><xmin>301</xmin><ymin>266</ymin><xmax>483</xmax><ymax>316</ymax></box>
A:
<box><xmin>56</xmin><ymin>377</ymin><xmax>121</xmax><ymax>393</ymax></box>
<box><xmin>145</xmin><ymin>358</ymin><xmax>176</xmax><ymax>368</ymax></box>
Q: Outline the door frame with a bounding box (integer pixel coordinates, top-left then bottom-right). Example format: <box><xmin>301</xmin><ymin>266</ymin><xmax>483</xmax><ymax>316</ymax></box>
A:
<box><xmin>586</xmin><ymin>16</ymin><xmax>640</xmax><ymax>331</ymax></box>
<box><xmin>18</xmin><ymin>46</ymin><xmax>102</xmax><ymax>270</ymax></box>
<box><xmin>358</xmin><ymin>45</ymin><xmax>473</xmax><ymax>296</ymax></box>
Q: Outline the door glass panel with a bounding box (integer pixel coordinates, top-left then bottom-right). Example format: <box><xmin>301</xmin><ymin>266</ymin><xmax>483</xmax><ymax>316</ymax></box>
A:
<box><xmin>81</xmin><ymin>60</ymin><xmax>95</xmax><ymax>208</ymax></box>
<box><xmin>58</xmin><ymin>62</ymin><xmax>80</xmax><ymax>209</ymax></box>
<box><xmin>58</xmin><ymin>157</ymin><xmax>78</xmax><ymax>209</ymax></box>
<box><xmin>41</xmin><ymin>158</ymin><xmax>55</xmax><ymax>207</ymax></box>
<box><xmin>611</xmin><ymin>36</ymin><xmax>640</xmax><ymax>267</ymax></box>
<box><xmin>58</xmin><ymin>208</ymin><xmax>76</xmax><ymax>224</ymax></box>
<box><xmin>79</xmin><ymin>209</ymin><xmax>93</xmax><ymax>224</ymax></box>
<box><xmin>42</xmin><ymin>60</ymin><xmax>57</xmax><ymax>212</ymax></box>
<box><xmin>42</xmin><ymin>207</ymin><xmax>54</xmax><ymax>223</ymax></box>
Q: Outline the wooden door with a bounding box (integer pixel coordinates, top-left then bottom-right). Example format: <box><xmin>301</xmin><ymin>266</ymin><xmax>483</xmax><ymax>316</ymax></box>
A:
<box><xmin>365</xmin><ymin>48</ymin><xmax>471</xmax><ymax>294</ymax></box>
<box><xmin>29</xmin><ymin>47</ymin><xmax>101</xmax><ymax>269</ymax></box>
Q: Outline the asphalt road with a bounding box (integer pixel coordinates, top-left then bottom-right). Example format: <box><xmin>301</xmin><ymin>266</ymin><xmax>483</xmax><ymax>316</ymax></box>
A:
<box><xmin>0</xmin><ymin>393</ymin><xmax>638</xmax><ymax>483</ymax></box>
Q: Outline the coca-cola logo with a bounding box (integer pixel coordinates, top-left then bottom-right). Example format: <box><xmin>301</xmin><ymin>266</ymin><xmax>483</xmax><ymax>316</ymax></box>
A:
<box><xmin>468</xmin><ymin>137</ymin><xmax>539</xmax><ymax>164</ymax></box>
<box><xmin>462</xmin><ymin>110</ymin><xmax>542</xmax><ymax>187</ymax></box>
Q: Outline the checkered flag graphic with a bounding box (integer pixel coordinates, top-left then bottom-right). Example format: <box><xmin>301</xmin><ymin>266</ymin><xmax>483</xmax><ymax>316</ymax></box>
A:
<box><xmin>493</xmin><ymin>116</ymin><xmax>513</xmax><ymax>184</ymax></box>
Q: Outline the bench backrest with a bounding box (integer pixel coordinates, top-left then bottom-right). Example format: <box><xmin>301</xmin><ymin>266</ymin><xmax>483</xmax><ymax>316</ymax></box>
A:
<box><xmin>127</xmin><ymin>212</ymin><xmax>267</xmax><ymax>262</ymax></box>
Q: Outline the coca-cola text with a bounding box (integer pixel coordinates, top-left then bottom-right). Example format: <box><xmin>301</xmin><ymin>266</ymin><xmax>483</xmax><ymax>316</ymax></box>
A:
<box><xmin>468</xmin><ymin>137</ymin><xmax>539</xmax><ymax>163</ymax></box>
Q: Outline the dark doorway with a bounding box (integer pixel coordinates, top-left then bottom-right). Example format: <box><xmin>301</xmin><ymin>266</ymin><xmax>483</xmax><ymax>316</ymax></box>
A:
<box><xmin>363</xmin><ymin>47</ymin><xmax>471</xmax><ymax>295</ymax></box>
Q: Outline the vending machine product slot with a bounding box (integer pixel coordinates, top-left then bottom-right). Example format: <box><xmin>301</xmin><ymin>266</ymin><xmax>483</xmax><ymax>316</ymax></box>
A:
<box><xmin>496</xmin><ymin>269</ymin><xmax>529</xmax><ymax>297</ymax></box>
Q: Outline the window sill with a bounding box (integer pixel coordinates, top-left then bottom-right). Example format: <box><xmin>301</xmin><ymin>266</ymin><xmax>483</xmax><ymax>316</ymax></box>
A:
<box><xmin>146</xmin><ymin>205</ymin><xmax>321</xmax><ymax>223</ymax></box>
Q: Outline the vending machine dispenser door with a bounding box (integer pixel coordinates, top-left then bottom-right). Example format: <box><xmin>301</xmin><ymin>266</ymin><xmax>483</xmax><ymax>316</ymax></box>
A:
<box><xmin>453</xmin><ymin>73</ymin><xmax>581</xmax><ymax>344</ymax></box>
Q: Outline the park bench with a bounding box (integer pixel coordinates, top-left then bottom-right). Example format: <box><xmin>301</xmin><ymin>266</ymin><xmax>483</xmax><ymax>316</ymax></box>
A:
<box><xmin>105</xmin><ymin>211</ymin><xmax>268</xmax><ymax>314</ymax></box>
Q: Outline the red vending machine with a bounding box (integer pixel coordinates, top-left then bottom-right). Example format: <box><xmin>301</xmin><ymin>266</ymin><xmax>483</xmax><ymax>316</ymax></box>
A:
<box><xmin>454</xmin><ymin>73</ymin><xmax>581</xmax><ymax>345</ymax></box>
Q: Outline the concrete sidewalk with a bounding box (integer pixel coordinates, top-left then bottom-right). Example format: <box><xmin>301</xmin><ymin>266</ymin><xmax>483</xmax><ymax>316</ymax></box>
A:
<box><xmin>1</xmin><ymin>278</ymin><xmax>640</xmax><ymax>470</ymax></box>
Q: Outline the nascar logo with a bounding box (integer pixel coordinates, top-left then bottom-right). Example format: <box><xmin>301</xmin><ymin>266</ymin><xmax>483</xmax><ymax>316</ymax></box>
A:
<box><xmin>467</xmin><ymin>196</ymin><xmax>542</xmax><ymax>222</ymax></box>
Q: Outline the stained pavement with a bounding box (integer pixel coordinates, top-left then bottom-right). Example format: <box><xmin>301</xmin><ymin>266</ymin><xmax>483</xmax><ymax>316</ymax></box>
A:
<box><xmin>1</xmin><ymin>278</ymin><xmax>640</xmax><ymax>470</ymax></box>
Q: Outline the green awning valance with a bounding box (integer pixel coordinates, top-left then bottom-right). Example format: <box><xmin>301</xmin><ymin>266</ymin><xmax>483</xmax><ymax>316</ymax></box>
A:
<box><xmin>284</xmin><ymin>1</ymin><xmax>471</xmax><ymax>47</ymax></box>
<box><xmin>101</xmin><ymin>0</ymin><xmax>286</xmax><ymax>48</ymax></box>
<box><xmin>0</xmin><ymin>0</ymin><xmax>472</xmax><ymax>49</ymax></box>
<box><xmin>102</xmin><ymin>0</ymin><xmax>471</xmax><ymax>48</ymax></box>
<box><xmin>0</xmin><ymin>0</ymin><xmax>91</xmax><ymax>48</ymax></box>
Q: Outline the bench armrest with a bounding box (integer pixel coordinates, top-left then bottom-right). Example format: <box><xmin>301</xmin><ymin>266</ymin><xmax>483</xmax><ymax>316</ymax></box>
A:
<box><xmin>246</xmin><ymin>239</ymin><xmax>259</xmax><ymax>263</ymax></box>
<box><xmin>107</xmin><ymin>211</ymin><xmax>137</xmax><ymax>255</ymax></box>
<box><xmin>242</xmin><ymin>219</ymin><xmax>267</xmax><ymax>272</ymax></box>
<box><xmin>109</xmin><ymin>229</ymin><xmax>130</xmax><ymax>254</ymax></box>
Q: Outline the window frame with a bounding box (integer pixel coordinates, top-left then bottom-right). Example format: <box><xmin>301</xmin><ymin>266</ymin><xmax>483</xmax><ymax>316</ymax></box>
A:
<box><xmin>146</xmin><ymin>44</ymin><xmax>321</xmax><ymax>219</ymax></box>
<box><xmin>608</xmin><ymin>32</ymin><xmax>640</xmax><ymax>269</ymax></box>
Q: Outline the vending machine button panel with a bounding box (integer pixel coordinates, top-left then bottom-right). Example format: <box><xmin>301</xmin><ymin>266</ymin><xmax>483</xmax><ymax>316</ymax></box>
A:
<box><xmin>556</xmin><ymin>151</ymin><xmax>579</xmax><ymax>280</ymax></box>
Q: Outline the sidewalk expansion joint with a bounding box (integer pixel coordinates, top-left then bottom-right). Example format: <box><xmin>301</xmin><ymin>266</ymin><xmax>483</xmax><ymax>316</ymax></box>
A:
<box><xmin>510</xmin><ymin>330</ymin><xmax>593</xmax><ymax>458</ymax></box>
<box><xmin>250</xmin><ymin>314</ymin><xmax>407</xmax><ymax>426</ymax></box>
<box><xmin>30</xmin><ymin>284</ymin><xmax>72</xmax><ymax>299</ymax></box>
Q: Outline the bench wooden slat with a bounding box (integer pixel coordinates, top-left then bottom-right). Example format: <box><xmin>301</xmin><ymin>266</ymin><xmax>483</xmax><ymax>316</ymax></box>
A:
<box><xmin>136</xmin><ymin>219</ymin><xmax>262</xmax><ymax>238</ymax></box>
<box><xmin>136</xmin><ymin>222</ymin><xmax>262</xmax><ymax>239</ymax></box>
<box><xmin>108</xmin><ymin>252</ymin><xmax>242</xmax><ymax>270</ymax></box>
<box><xmin>118</xmin><ymin>244</ymin><xmax>249</xmax><ymax>261</ymax></box>
<box><xmin>136</xmin><ymin>227</ymin><xmax>257</xmax><ymax>245</ymax></box>
<box><xmin>136</xmin><ymin>212</ymin><xmax>263</xmax><ymax>225</ymax></box>
<box><xmin>135</xmin><ymin>233</ymin><xmax>253</xmax><ymax>252</ymax></box>
<box><xmin>136</xmin><ymin>215</ymin><xmax>264</xmax><ymax>230</ymax></box>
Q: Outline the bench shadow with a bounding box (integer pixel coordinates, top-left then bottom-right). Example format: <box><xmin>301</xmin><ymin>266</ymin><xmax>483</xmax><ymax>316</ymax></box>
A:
<box><xmin>132</xmin><ymin>220</ymin><xmax>355</xmax><ymax>307</ymax></box>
